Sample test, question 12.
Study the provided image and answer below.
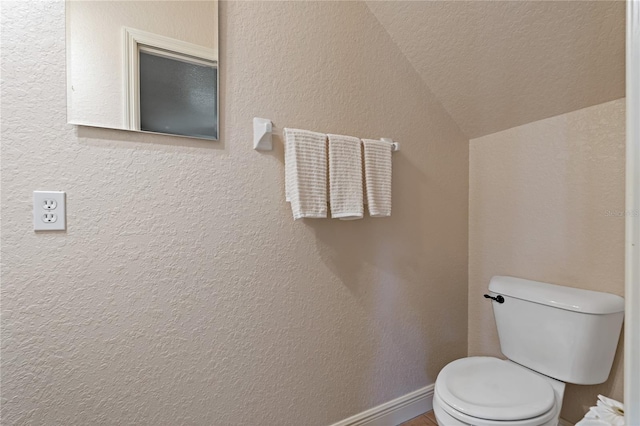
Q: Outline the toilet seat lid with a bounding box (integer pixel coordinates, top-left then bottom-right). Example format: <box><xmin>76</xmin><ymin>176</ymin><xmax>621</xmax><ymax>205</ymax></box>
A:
<box><xmin>436</xmin><ymin>357</ymin><xmax>555</xmax><ymax>421</ymax></box>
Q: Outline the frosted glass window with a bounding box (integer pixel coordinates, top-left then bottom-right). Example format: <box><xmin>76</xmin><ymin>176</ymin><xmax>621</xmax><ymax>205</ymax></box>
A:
<box><xmin>139</xmin><ymin>50</ymin><xmax>218</xmax><ymax>140</ymax></box>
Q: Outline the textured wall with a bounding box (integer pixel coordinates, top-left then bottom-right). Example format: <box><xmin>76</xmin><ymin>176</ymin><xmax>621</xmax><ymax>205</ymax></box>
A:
<box><xmin>1</xmin><ymin>1</ymin><xmax>469</xmax><ymax>425</ymax></box>
<box><xmin>366</xmin><ymin>1</ymin><xmax>625</xmax><ymax>138</ymax></box>
<box><xmin>469</xmin><ymin>99</ymin><xmax>625</xmax><ymax>424</ymax></box>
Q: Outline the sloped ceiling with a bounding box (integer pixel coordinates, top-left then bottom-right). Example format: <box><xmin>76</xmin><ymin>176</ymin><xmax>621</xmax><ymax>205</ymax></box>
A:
<box><xmin>366</xmin><ymin>1</ymin><xmax>625</xmax><ymax>138</ymax></box>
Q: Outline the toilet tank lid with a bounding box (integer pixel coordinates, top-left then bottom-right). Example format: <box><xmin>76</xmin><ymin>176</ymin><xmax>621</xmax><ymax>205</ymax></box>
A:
<box><xmin>489</xmin><ymin>276</ymin><xmax>624</xmax><ymax>314</ymax></box>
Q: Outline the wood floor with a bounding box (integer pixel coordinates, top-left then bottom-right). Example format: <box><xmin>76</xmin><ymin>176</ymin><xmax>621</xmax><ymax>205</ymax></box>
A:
<box><xmin>399</xmin><ymin>410</ymin><xmax>438</xmax><ymax>426</ymax></box>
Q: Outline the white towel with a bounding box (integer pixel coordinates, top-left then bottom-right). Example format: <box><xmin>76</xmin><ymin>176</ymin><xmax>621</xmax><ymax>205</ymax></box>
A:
<box><xmin>328</xmin><ymin>134</ymin><xmax>364</xmax><ymax>220</ymax></box>
<box><xmin>362</xmin><ymin>139</ymin><xmax>392</xmax><ymax>217</ymax></box>
<box><xmin>284</xmin><ymin>128</ymin><xmax>328</xmax><ymax>219</ymax></box>
<box><xmin>575</xmin><ymin>395</ymin><xmax>624</xmax><ymax>426</ymax></box>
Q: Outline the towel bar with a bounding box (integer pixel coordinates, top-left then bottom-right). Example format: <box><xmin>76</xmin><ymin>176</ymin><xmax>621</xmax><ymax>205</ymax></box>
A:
<box><xmin>253</xmin><ymin>117</ymin><xmax>400</xmax><ymax>152</ymax></box>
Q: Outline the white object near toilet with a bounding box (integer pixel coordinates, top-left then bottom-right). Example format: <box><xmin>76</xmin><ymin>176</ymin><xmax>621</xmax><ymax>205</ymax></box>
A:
<box><xmin>433</xmin><ymin>276</ymin><xmax>624</xmax><ymax>426</ymax></box>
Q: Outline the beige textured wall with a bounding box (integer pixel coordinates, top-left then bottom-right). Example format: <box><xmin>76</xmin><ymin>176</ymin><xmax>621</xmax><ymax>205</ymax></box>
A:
<box><xmin>1</xmin><ymin>1</ymin><xmax>469</xmax><ymax>425</ymax></box>
<box><xmin>365</xmin><ymin>0</ymin><xmax>625</xmax><ymax>139</ymax></box>
<box><xmin>469</xmin><ymin>99</ymin><xmax>626</xmax><ymax>424</ymax></box>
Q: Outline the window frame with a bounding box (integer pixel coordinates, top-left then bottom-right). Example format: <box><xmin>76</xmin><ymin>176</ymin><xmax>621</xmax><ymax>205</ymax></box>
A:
<box><xmin>123</xmin><ymin>27</ymin><xmax>218</xmax><ymax>138</ymax></box>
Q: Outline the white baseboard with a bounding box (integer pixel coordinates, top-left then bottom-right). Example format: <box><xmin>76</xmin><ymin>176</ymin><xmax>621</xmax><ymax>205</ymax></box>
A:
<box><xmin>330</xmin><ymin>384</ymin><xmax>434</xmax><ymax>426</ymax></box>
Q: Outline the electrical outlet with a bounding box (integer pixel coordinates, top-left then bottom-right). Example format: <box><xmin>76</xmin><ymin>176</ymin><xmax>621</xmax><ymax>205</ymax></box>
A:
<box><xmin>33</xmin><ymin>191</ymin><xmax>66</xmax><ymax>231</ymax></box>
<box><xmin>42</xmin><ymin>199</ymin><xmax>57</xmax><ymax>210</ymax></box>
<box><xmin>42</xmin><ymin>213</ymin><xmax>57</xmax><ymax>223</ymax></box>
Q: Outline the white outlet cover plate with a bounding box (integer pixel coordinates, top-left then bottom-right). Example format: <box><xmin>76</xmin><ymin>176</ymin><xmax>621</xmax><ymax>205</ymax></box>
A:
<box><xmin>33</xmin><ymin>191</ymin><xmax>66</xmax><ymax>231</ymax></box>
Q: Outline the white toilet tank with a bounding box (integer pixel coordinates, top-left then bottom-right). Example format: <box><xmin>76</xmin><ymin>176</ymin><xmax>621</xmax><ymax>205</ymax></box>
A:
<box><xmin>488</xmin><ymin>276</ymin><xmax>624</xmax><ymax>385</ymax></box>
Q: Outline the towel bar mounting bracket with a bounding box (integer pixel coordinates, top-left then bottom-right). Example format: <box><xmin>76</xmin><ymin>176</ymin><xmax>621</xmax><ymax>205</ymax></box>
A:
<box><xmin>253</xmin><ymin>117</ymin><xmax>273</xmax><ymax>151</ymax></box>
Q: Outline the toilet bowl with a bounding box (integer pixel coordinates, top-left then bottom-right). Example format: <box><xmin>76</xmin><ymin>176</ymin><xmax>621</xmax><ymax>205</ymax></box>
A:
<box><xmin>432</xmin><ymin>357</ymin><xmax>564</xmax><ymax>426</ymax></box>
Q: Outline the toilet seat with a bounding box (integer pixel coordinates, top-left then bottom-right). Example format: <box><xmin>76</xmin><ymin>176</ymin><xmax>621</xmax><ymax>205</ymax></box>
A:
<box><xmin>435</xmin><ymin>357</ymin><xmax>556</xmax><ymax>423</ymax></box>
<box><xmin>433</xmin><ymin>391</ymin><xmax>557</xmax><ymax>426</ymax></box>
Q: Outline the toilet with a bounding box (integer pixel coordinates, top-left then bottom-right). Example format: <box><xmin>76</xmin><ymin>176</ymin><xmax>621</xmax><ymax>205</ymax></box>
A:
<box><xmin>433</xmin><ymin>276</ymin><xmax>624</xmax><ymax>426</ymax></box>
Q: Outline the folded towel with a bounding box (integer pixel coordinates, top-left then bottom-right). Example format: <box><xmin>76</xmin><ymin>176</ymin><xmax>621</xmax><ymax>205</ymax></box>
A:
<box><xmin>284</xmin><ymin>128</ymin><xmax>328</xmax><ymax>219</ymax></box>
<box><xmin>362</xmin><ymin>139</ymin><xmax>392</xmax><ymax>217</ymax></box>
<box><xmin>328</xmin><ymin>134</ymin><xmax>363</xmax><ymax>220</ymax></box>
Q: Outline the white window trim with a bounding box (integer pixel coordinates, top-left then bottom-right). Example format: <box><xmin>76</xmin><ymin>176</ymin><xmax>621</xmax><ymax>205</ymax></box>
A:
<box><xmin>123</xmin><ymin>27</ymin><xmax>218</xmax><ymax>131</ymax></box>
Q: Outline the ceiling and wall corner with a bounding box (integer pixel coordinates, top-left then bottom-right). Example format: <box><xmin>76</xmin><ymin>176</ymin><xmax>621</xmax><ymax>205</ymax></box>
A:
<box><xmin>363</xmin><ymin>0</ymin><xmax>627</xmax><ymax>419</ymax></box>
<box><xmin>365</xmin><ymin>0</ymin><xmax>625</xmax><ymax>139</ymax></box>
